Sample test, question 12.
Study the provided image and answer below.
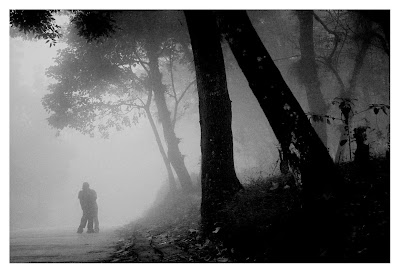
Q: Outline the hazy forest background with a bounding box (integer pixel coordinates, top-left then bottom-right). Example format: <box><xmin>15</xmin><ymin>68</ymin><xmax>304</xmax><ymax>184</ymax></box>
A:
<box><xmin>9</xmin><ymin>8</ymin><xmax>391</xmax><ymax>262</ymax></box>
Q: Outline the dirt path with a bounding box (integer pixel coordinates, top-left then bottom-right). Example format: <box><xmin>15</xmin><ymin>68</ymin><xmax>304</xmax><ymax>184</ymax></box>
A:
<box><xmin>111</xmin><ymin>229</ymin><xmax>191</xmax><ymax>262</ymax></box>
<box><xmin>10</xmin><ymin>227</ymin><xmax>119</xmax><ymax>263</ymax></box>
<box><xmin>11</xmin><ymin>226</ymin><xmax>193</xmax><ymax>263</ymax></box>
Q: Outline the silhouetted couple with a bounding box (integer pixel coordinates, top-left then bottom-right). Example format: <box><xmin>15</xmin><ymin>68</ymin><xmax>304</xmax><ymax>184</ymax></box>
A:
<box><xmin>77</xmin><ymin>182</ymin><xmax>99</xmax><ymax>233</ymax></box>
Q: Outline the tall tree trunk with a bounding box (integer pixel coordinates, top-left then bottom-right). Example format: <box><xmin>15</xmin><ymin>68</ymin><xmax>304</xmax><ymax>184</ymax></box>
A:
<box><xmin>334</xmin><ymin>37</ymin><xmax>371</xmax><ymax>162</ymax></box>
<box><xmin>216</xmin><ymin>11</ymin><xmax>344</xmax><ymax>260</ymax></box>
<box><xmin>146</xmin><ymin>45</ymin><xmax>193</xmax><ymax>192</ymax></box>
<box><xmin>297</xmin><ymin>10</ymin><xmax>328</xmax><ymax>147</ymax></box>
<box><xmin>185</xmin><ymin>11</ymin><xmax>243</xmax><ymax>235</ymax></box>
<box><xmin>145</xmin><ymin>107</ymin><xmax>178</xmax><ymax>193</ymax></box>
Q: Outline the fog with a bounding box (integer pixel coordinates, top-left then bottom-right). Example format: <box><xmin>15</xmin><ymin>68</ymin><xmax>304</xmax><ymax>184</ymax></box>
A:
<box><xmin>10</xmin><ymin>10</ymin><xmax>389</xmax><ymax>231</ymax></box>
<box><xmin>10</xmin><ymin>39</ymin><xmax>167</xmax><ymax>229</ymax></box>
<box><xmin>9</xmin><ymin>23</ymin><xmax>274</xmax><ymax>231</ymax></box>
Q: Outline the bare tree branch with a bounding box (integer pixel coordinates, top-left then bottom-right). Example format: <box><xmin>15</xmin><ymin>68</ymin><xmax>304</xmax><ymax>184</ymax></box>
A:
<box><xmin>132</xmin><ymin>47</ymin><xmax>150</xmax><ymax>75</ymax></box>
<box><xmin>172</xmin><ymin>79</ymin><xmax>196</xmax><ymax>129</ymax></box>
<box><xmin>145</xmin><ymin>89</ymin><xmax>152</xmax><ymax>109</ymax></box>
<box><xmin>169</xmin><ymin>52</ymin><xmax>178</xmax><ymax>101</ymax></box>
<box><xmin>177</xmin><ymin>79</ymin><xmax>196</xmax><ymax>104</ymax></box>
<box><xmin>313</xmin><ymin>11</ymin><xmax>341</xmax><ymax>61</ymax></box>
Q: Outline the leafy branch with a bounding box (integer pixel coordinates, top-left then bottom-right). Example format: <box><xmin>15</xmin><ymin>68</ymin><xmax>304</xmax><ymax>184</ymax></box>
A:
<box><xmin>10</xmin><ymin>10</ymin><xmax>62</xmax><ymax>47</ymax></box>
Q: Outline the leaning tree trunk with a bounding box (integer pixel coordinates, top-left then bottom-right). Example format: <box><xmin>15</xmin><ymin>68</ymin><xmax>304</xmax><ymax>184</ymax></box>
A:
<box><xmin>146</xmin><ymin>45</ymin><xmax>193</xmax><ymax>192</ymax></box>
<box><xmin>145</xmin><ymin>107</ymin><xmax>178</xmax><ymax>193</ymax></box>
<box><xmin>297</xmin><ymin>10</ymin><xmax>329</xmax><ymax>147</ymax></box>
<box><xmin>185</xmin><ymin>10</ymin><xmax>243</xmax><ymax>235</ymax></box>
<box><xmin>216</xmin><ymin>10</ymin><xmax>344</xmax><ymax>260</ymax></box>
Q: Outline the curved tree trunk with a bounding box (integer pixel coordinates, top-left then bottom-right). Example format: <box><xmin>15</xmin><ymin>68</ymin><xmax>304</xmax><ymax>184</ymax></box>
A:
<box><xmin>297</xmin><ymin>10</ymin><xmax>328</xmax><ymax>147</ymax></box>
<box><xmin>145</xmin><ymin>107</ymin><xmax>178</xmax><ymax>193</ymax></box>
<box><xmin>216</xmin><ymin>10</ymin><xmax>344</xmax><ymax>260</ymax></box>
<box><xmin>146</xmin><ymin>45</ymin><xmax>193</xmax><ymax>192</ymax></box>
<box><xmin>185</xmin><ymin>10</ymin><xmax>243</xmax><ymax>235</ymax></box>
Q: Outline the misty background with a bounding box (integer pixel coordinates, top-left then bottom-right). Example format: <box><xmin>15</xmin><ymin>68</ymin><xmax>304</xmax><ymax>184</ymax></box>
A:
<box><xmin>9</xmin><ymin>10</ymin><xmax>391</xmax><ymax>231</ymax></box>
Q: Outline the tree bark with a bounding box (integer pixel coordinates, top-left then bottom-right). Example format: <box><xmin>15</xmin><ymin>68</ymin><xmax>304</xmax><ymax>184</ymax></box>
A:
<box><xmin>144</xmin><ymin>107</ymin><xmax>178</xmax><ymax>193</ymax></box>
<box><xmin>216</xmin><ymin>11</ymin><xmax>344</xmax><ymax>260</ymax></box>
<box><xmin>146</xmin><ymin>45</ymin><xmax>193</xmax><ymax>192</ymax></box>
<box><xmin>185</xmin><ymin>10</ymin><xmax>243</xmax><ymax>235</ymax></box>
<box><xmin>297</xmin><ymin>10</ymin><xmax>328</xmax><ymax>147</ymax></box>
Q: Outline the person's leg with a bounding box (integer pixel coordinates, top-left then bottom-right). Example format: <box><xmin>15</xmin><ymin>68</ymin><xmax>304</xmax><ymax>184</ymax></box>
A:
<box><xmin>77</xmin><ymin>210</ymin><xmax>88</xmax><ymax>233</ymax></box>
<box><xmin>87</xmin><ymin>210</ymin><xmax>94</xmax><ymax>233</ymax></box>
<box><xmin>94</xmin><ymin>207</ymin><xmax>99</xmax><ymax>233</ymax></box>
<box><xmin>87</xmin><ymin>219</ymin><xmax>94</xmax><ymax>232</ymax></box>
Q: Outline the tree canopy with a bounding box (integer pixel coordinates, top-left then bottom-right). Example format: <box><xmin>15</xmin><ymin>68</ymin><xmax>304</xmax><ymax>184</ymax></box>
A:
<box><xmin>42</xmin><ymin>11</ymin><xmax>192</xmax><ymax>137</ymax></box>
<box><xmin>11</xmin><ymin>10</ymin><xmax>197</xmax><ymax>191</ymax></box>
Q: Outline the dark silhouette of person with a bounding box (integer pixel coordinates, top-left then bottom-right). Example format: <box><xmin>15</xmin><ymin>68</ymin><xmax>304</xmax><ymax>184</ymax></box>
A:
<box><xmin>77</xmin><ymin>182</ymin><xmax>99</xmax><ymax>233</ymax></box>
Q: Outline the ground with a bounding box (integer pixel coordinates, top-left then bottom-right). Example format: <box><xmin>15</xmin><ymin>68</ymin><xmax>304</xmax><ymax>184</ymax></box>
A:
<box><xmin>10</xmin><ymin>227</ymin><xmax>118</xmax><ymax>263</ymax></box>
<box><xmin>10</xmin><ymin>158</ymin><xmax>389</xmax><ymax>263</ymax></box>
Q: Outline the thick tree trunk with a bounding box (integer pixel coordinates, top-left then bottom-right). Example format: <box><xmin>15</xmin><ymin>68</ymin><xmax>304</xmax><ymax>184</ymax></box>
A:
<box><xmin>145</xmin><ymin>107</ymin><xmax>178</xmax><ymax>193</ymax></box>
<box><xmin>216</xmin><ymin>10</ymin><xmax>339</xmax><ymax>202</ymax></box>
<box><xmin>297</xmin><ymin>11</ymin><xmax>328</xmax><ymax>147</ymax></box>
<box><xmin>185</xmin><ymin>11</ymin><xmax>243</xmax><ymax>235</ymax></box>
<box><xmin>216</xmin><ymin>11</ymin><xmax>344</xmax><ymax>260</ymax></box>
<box><xmin>146</xmin><ymin>46</ymin><xmax>193</xmax><ymax>192</ymax></box>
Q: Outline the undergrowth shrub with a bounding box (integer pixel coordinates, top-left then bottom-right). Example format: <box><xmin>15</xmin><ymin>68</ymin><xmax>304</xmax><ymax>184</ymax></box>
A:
<box><xmin>122</xmin><ymin>157</ymin><xmax>389</xmax><ymax>262</ymax></box>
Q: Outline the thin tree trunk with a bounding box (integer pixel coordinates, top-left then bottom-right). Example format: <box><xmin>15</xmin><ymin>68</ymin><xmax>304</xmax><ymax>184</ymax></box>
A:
<box><xmin>145</xmin><ymin>107</ymin><xmax>178</xmax><ymax>192</ymax></box>
<box><xmin>297</xmin><ymin>10</ymin><xmax>328</xmax><ymax>147</ymax></box>
<box><xmin>334</xmin><ymin>37</ymin><xmax>371</xmax><ymax>162</ymax></box>
<box><xmin>146</xmin><ymin>45</ymin><xmax>193</xmax><ymax>192</ymax></box>
<box><xmin>216</xmin><ymin>10</ymin><xmax>344</xmax><ymax>260</ymax></box>
<box><xmin>185</xmin><ymin>10</ymin><xmax>243</xmax><ymax>235</ymax></box>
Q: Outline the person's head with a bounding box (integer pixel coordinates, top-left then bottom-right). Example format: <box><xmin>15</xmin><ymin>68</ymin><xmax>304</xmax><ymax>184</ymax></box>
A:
<box><xmin>82</xmin><ymin>182</ymin><xmax>90</xmax><ymax>190</ymax></box>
